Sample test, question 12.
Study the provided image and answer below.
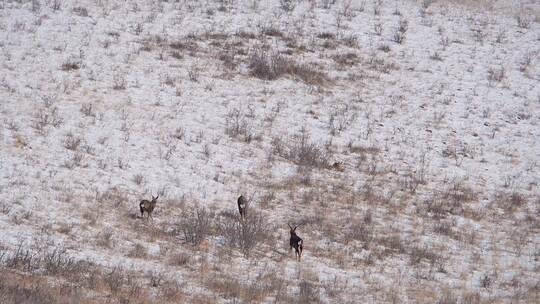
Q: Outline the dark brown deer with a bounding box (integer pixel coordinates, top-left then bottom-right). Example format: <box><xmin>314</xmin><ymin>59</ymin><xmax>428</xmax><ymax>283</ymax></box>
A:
<box><xmin>288</xmin><ymin>223</ymin><xmax>303</xmax><ymax>261</ymax></box>
<box><xmin>237</xmin><ymin>195</ymin><xmax>247</xmax><ymax>220</ymax></box>
<box><xmin>140</xmin><ymin>195</ymin><xmax>158</xmax><ymax>221</ymax></box>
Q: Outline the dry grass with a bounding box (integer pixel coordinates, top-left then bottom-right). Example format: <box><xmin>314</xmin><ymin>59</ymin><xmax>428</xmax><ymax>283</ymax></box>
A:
<box><xmin>248</xmin><ymin>49</ymin><xmax>330</xmax><ymax>86</ymax></box>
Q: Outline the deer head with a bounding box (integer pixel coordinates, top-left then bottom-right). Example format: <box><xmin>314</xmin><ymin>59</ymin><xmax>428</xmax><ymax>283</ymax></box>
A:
<box><xmin>288</xmin><ymin>223</ymin><xmax>301</xmax><ymax>235</ymax></box>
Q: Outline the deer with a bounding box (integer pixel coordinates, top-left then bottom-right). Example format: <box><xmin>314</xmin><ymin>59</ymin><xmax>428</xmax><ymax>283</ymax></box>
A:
<box><xmin>237</xmin><ymin>195</ymin><xmax>247</xmax><ymax>220</ymax></box>
<box><xmin>139</xmin><ymin>195</ymin><xmax>158</xmax><ymax>221</ymax></box>
<box><xmin>288</xmin><ymin>223</ymin><xmax>304</xmax><ymax>261</ymax></box>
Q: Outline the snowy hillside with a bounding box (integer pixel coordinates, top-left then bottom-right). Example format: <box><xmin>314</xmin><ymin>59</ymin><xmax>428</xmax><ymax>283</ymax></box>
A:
<box><xmin>0</xmin><ymin>0</ymin><xmax>539</xmax><ymax>303</ymax></box>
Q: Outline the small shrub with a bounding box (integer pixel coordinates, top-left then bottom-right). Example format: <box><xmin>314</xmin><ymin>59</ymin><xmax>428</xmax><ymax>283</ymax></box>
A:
<box><xmin>128</xmin><ymin>243</ymin><xmax>147</xmax><ymax>259</ymax></box>
<box><xmin>42</xmin><ymin>247</ymin><xmax>81</xmax><ymax>275</ymax></box>
<box><xmin>430</xmin><ymin>51</ymin><xmax>443</xmax><ymax>61</ymax></box>
<box><xmin>72</xmin><ymin>6</ymin><xmax>88</xmax><ymax>17</ymax></box>
<box><xmin>248</xmin><ymin>49</ymin><xmax>328</xmax><ymax>86</ymax></box>
<box><xmin>225</xmin><ymin>107</ymin><xmax>255</xmax><ymax>143</ymax></box>
<box><xmin>374</xmin><ymin>22</ymin><xmax>383</xmax><ymax>36</ymax></box>
<box><xmin>421</xmin><ymin>0</ymin><xmax>435</xmax><ymax>10</ymax></box>
<box><xmin>80</xmin><ymin>103</ymin><xmax>95</xmax><ymax>117</ymax></box>
<box><xmin>104</xmin><ymin>266</ymin><xmax>125</xmax><ymax>295</ymax></box>
<box><xmin>32</xmin><ymin>106</ymin><xmax>63</xmax><ymax>134</ymax></box>
<box><xmin>516</xmin><ymin>15</ymin><xmax>531</xmax><ymax>29</ymax></box>
<box><xmin>168</xmin><ymin>252</ymin><xmax>190</xmax><ymax>266</ymax></box>
<box><xmin>132</xmin><ymin>173</ymin><xmax>144</xmax><ymax>185</ymax></box>
<box><xmin>63</xmin><ymin>132</ymin><xmax>82</xmax><ymax>151</ymax></box>
<box><xmin>480</xmin><ymin>273</ymin><xmax>492</xmax><ymax>289</ymax></box>
<box><xmin>278</xmin><ymin>127</ymin><xmax>331</xmax><ymax>169</ymax></box>
<box><xmin>61</xmin><ymin>61</ymin><xmax>79</xmax><ymax>71</ymax></box>
<box><xmin>188</xmin><ymin>66</ymin><xmax>199</xmax><ymax>82</ymax></box>
<box><xmin>113</xmin><ymin>74</ymin><xmax>126</xmax><ymax>90</ymax></box>
<box><xmin>298</xmin><ymin>280</ymin><xmax>320</xmax><ymax>304</ymax></box>
<box><xmin>487</xmin><ymin>66</ymin><xmax>505</xmax><ymax>83</ymax></box>
<box><xmin>342</xmin><ymin>34</ymin><xmax>358</xmax><ymax>47</ymax></box>
<box><xmin>280</xmin><ymin>0</ymin><xmax>295</xmax><ymax>12</ymax></box>
<box><xmin>176</xmin><ymin>207</ymin><xmax>212</xmax><ymax>246</ymax></box>
<box><xmin>217</xmin><ymin>211</ymin><xmax>269</xmax><ymax>257</ymax></box>
<box><xmin>378</xmin><ymin>44</ymin><xmax>390</xmax><ymax>52</ymax></box>
<box><xmin>392</xmin><ymin>19</ymin><xmax>408</xmax><ymax>44</ymax></box>
<box><xmin>97</xmin><ymin>231</ymin><xmax>113</xmax><ymax>248</ymax></box>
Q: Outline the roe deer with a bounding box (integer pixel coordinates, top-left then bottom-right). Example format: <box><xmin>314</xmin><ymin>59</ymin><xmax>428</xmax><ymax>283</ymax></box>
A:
<box><xmin>237</xmin><ymin>195</ymin><xmax>247</xmax><ymax>220</ymax></box>
<box><xmin>288</xmin><ymin>223</ymin><xmax>303</xmax><ymax>261</ymax></box>
<box><xmin>140</xmin><ymin>195</ymin><xmax>158</xmax><ymax>221</ymax></box>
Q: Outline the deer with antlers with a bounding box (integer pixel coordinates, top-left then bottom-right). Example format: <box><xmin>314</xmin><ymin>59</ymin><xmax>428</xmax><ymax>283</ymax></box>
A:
<box><xmin>288</xmin><ymin>223</ymin><xmax>304</xmax><ymax>261</ymax></box>
<box><xmin>140</xmin><ymin>195</ymin><xmax>158</xmax><ymax>221</ymax></box>
<box><xmin>237</xmin><ymin>195</ymin><xmax>247</xmax><ymax>220</ymax></box>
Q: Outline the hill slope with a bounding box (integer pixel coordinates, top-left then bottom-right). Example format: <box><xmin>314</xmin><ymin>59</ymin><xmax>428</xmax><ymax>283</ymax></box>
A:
<box><xmin>1</xmin><ymin>0</ymin><xmax>539</xmax><ymax>303</ymax></box>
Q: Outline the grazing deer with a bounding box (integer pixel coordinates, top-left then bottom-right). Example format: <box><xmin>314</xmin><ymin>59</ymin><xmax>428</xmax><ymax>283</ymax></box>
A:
<box><xmin>140</xmin><ymin>195</ymin><xmax>158</xmax><ymax>221</ymax></box>
<box><xmin>288</xmin><ymin>223</ymin><xmax>303</xmax><ymax>261</ymax></box>
<box><xmin>237</xmin><ymin>195</ymin><xmax>247</xmax><ymax>220</ymax></box>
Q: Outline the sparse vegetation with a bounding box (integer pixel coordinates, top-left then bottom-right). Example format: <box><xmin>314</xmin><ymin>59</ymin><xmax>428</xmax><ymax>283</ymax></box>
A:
<box><xmin>0</xmin><ymin>0</ymin><xmax>538</xmax><ymax>302</ymax></box>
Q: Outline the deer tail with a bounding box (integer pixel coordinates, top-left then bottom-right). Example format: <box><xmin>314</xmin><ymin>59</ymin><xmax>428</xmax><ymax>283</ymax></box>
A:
<box><xmin>139</xmin><ymin>201</ymin><xmax>145</xmax><ymax>216</ymax></box>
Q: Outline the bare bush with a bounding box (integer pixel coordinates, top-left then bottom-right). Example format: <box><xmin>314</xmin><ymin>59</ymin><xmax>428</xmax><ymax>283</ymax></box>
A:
<box><xmin>225</xmin><ymin>107</ymin><xmax>256</xmax><ymax>143</ymax></box>
<box><xmin>32</xmin><ymin>106</ymin><xmax>63</xmax><ymax>134</ymax></box>
<box><xmin>367</xmin><ymin>56</ymin><xmax>399</xmax><ymax>74</ymax></box>
<box><xmin>328</xmin><ymin>104</ymin><xmax>358</xmax><ymax>134</ymax></box>
<box><xmin>72</xmin><ymin>6</ymin><xmax>88</xmax><ymax>17</ymax></box>
<box><xmin>1</xmin><ymin>243</ymin><xmax>40</xmax><ymax>272</ymax></box>
<box><xmin>96</xmin><ymin>231</ymin><xmax>114</xmax><ymax>248</ymax></box>
<box><xmin>188</xmin><ymin>65</ymin><xmax>199</xmax><ymax>82</ymax></box>
<box><xmin>408</xmin><ymin>245</ymin><xmax>440</xmax><ymax>267</ymax></box>
<box><xmin>280</xmin><ymin>0</ymin><xmax>295</xmax><ymax>12</ymax></box>
<box><xmin>392</xmin><ymin>19</ymin><xmax>408</xmax><ymax>44</ymax></box>
<box><xmin>128</xmin><ymin>243</ymin><xmax>148</xmax><ymax>259</ymax></box>
<box><xmin>61</xmin><ymin>61</ymin><xmax>80</xmax><ymax>71</ymax></box>
<box><xmin>471</xmin><ymin>28</ymin><xmax>487</xmax><ymax>44</ymax></box>
<box><xmin>80</xmin><ymin>103</ymin><xmax>95</xmax><ymax>117</ymax></box>
<box><xmin>0</xmin><ymin>277</ymin><xmax>54</xmax><ymax>304</ymax></box>
<box><xmin>63</xmin><ymin>132</ymin><xmax>82</xmax><ymax>151</ymax></box>
<box><xmin>374</xmin><ymin>22</ymin><xmax>383</xmax><ymax>36</ymax></box>
<box><xmin>298</xmin><ymin>280</ymin><xmax>321</xmax><ymax>304</ymax></box>
<box><xmin>373</xmin><ymin>0</ymin><xmax>382</xmax><ymax>15</ymax></box>
<box><xmin>493</xmin><ymin>191</ymin><xmax>527</xmax><ymax>214</ymax></box>
<box><xmin>421</xmin><ymin>0</ymin><xmax>435</xmax><ymax>10</ymax></box>
<box><xmin>217</xmin><ymin>211</ymin><xmax>269</xmax><ymax>257</ymax></box>
<box><xmin>519</xmin><ymin>51</ymin><xmax>535</xmax><ymax>73</ymax></box>
<box><xmin>113</xmin><ymin>74</ymin><xmax>126</xmax><ymax>90</ymax></box>
<box><xmin>487</xmin><ymin>66</ymin><xmax>505</xmax><ymax>83</ymax></box>
<box><xmin>430</xmin><ymin>51</ymin><xmax>443</xmax><ymax>61</ymax></box>
<box><xmin>248</xmin><ymin>49</ymin><xmax>328</xmax><ymax>86</ymax></box>
<box><xmin>272</xmin><ymin>128</ymin><xmax>331</xmax><ymax>169</ymax></box>
<box><xmin>42</xmin><ymin>247</ymin><xmax>83</xmax><ymax>275</ymax></box>
<box><xmin>346</xmin><ymin>217</ymin><xmax>374</xmax><ymax>249</ymax></box>
<box><xmin>147</xmin><ymin>270</ymin><xmax>165</xmax><ymax>287</ymax></box>
<box><xmin>104</xmin><ymin>266</ymin><xmax>125</xmax><ymax>295</ymax></box>
<box><xmin>516</xmin><ymin>14</ymin><xmax>531</xmax><ymax>29</ymax></box>
<box><xmin>51</xmin><ymin>0</ymin><xmax>61</xmax><ymax>11</ymax></box>
<box><xmin>1</xmin><ymin>244</ymin><xmax>87</xmax><ymax>277</ymax></box>
<box><xmin>176</xmin><ymin>207</ymin><xmax>212</xmax><ymax>246</ymax></box>
<box><xmin>168</xmin><ymin>252</ymin><xmax>190</xmax><ymax>266</ymax></box>
<box><xmin>132</xmin><ymin>173</ymin><xmax>145</xmax><ymax>185</ymax></box>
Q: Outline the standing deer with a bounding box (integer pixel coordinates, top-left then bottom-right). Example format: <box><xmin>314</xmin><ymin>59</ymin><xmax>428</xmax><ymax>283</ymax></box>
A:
<box><xmin>140</xmin><ymin>195</ymin><xmax>158</xmax><ymax>221</ymax></box>
<box><xmin>288</xmin><ymin>223</ymin><xmax>303</xmax><ymax>261</ymax></box>
<box><xmin>237</xmin><ymin>195</ymin><xmax>247</xmax><ymax>220</ymax></box>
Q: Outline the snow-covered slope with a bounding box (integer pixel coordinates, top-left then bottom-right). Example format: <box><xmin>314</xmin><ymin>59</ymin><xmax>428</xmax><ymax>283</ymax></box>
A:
<box><xmin>0</xmin><ymin>0</ymin><xmax>539</xmax><ymax>303</ymax></box>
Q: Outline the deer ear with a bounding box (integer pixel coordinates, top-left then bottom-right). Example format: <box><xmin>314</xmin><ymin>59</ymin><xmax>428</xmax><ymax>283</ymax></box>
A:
<box><xmin>155</xmin><ymin>195</ymin><xmax>159</xmax><ymax>200</ymax></box>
